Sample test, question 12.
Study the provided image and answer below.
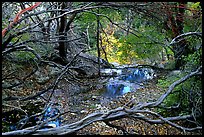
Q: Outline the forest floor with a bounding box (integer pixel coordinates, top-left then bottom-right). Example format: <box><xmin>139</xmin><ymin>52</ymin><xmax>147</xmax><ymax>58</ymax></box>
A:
<box><xmin>2</xmin><ymin>61</ymin><xmax>202</xmax><ymax>135</ymax></box>
<box><xmin>74</xmin><ymin>74</ymin><xmax>201</xmax><ymax>135</ymax></box>
<box><xmin>37</xmin><ymin>68</ymin><xmax>201</xmax><ymax>135</ymax></box>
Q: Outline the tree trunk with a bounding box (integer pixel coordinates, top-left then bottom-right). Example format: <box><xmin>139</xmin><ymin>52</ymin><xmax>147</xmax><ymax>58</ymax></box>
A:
<box><xmin>174</xmin><ymin>2</ymin><xmax>188</xmax><ymax>69</ymax></box>
<box><xmin>58</xmin><ymin>2</ymin><xmax>67</xmax><ymax>60</ymax></box>
<box><xmin>165</xmin><ymin>2</ymin><xmax>188</xmax><ymax>69</ymax></box>
<box><xmin>57</xmin><ymin>2</ymin><xmax>78</xmax><ymax>65</ymax></box>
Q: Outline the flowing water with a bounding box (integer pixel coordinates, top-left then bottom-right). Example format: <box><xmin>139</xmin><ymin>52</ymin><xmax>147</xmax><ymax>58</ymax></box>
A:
<box><xmin>3</xmin><ymin>66</ymin><xmax>156</xmax><ymax>132</ymax></box>
<box><xmin>101</xmin><ymin>67</ymin><xmax>155</xmax><ymax>98</ymax></box>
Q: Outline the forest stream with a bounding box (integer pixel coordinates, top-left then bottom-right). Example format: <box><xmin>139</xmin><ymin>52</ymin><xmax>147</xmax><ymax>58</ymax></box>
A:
<box><xmin>2</xmin><ymin>62</ymin><xmax>201</xmax><ymax>135</ymax></box>
<box><xmin>2</xmin><ymin>2</ymin><xmax>202</xmax><ymax>135</ymax></box>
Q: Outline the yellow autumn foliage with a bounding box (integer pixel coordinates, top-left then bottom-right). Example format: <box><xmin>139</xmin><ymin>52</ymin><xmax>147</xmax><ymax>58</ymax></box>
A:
<box><xmin>100</xmin><ymin>32</ymin><xmax>138</xmax><ymax>64</ymax></box>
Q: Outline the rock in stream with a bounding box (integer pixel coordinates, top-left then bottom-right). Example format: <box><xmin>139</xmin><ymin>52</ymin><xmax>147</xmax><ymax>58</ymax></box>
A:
<box><xmin>101</xmin><ymin>67</ymin><xmax>155</xmax><ymax>98</ymax></box>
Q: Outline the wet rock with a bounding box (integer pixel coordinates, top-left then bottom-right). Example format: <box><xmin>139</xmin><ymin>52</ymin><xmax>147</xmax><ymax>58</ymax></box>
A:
<box><xmin>80</xmin><ymin>110</ymin><xmax>89</xmax><ymax>114</ymax></box>
<box><xmin>139</xmin><ymin>83</ymin><xmax>144</xmax><ymax>86</ymax></box>
<box><xmin>70</xmin><ymin>113</ymin><xmax>77</xmax><ymax>116</ymax></box>
<box><xmin>92</xmin><ymin>95</ymin><xmax>97</xmax><ymax>100</ymax></box>
<box><xmin>111</xmin><ymin>62</ymin><xmax>120</xmax><ymax>67</ymax></box>
<box><xmin>100</xmin><ymin>69</ymin><xmax>122</xmax><ymax>76</ymax></box>
<box><xmin>157</xmin><ymin>63</ymin><xmax>164</xmax><ymax>68</ymax></box>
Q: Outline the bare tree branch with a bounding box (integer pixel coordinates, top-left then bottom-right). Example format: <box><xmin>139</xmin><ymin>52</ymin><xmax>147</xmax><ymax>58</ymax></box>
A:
<box><xmin>2</xmin><ymin>66</ymin><xmax>202</xmax><ymax>135</ymax></box>
<box><xmin>169</xmin><ymin>32</ymin><xmax>202</xmax><ymax>45</ymax></box>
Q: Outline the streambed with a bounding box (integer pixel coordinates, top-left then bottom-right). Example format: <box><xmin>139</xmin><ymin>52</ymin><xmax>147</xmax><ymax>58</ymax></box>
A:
<box><xmin>2</xmin><ymin>65</ymin><xmax>156</xmax><ymax>132</ymax></box>
<box><xmin>101</xmin><ymin>67</ymin><xmax>156</xmax><ymax>98</ymax></box>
